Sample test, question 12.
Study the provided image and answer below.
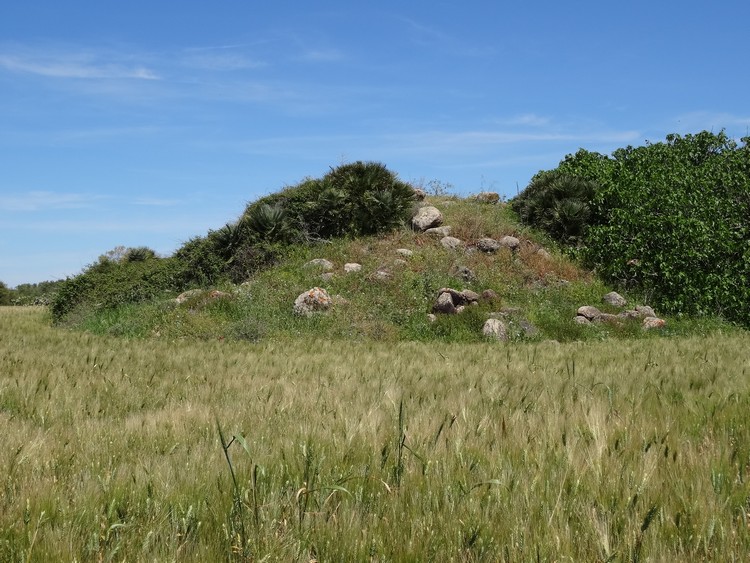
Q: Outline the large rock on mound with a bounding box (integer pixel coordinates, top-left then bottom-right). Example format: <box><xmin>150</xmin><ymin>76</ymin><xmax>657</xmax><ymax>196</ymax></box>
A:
<box><xmin>412</xmin><ymin>206</ymin><xmax>443</xmax><ymax>231</ymax></box>
<box><xmin>474</xmin><ymin>191</ymin><xmax>500</xmax><ymax>204</ymax></box>
<box><xmin>304</xmin><ymin>258</ymin><xmax>334</xmax><ymax>271</ymax></box>
<box><xmin>482</xmin><ymin>319</ymin><xmax>508</xmax><ymax>341</ymax></box>
<box><xmin>293</xmin><ymin>287</ymin><xmax>332</xmax><ymax>317</ymax></box>
<box><xmin>602</xmin><ymin>291</ymin><xmax>627</xmax><ymax>307</ymax></box>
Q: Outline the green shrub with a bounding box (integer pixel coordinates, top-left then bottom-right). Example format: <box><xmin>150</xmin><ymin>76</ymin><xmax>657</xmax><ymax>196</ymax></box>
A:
<box><xmin>584</xmin><ymin>132</ymin><xmax>750</xmax><ymax>325</ymax></box>
<box><xmin>242</xmin><ymin>161</ymin><xmax>415</xmax><ymax>243</ymax></box>
<box><xmin>511</xmin><ymin>170</ymin><xmax>597</xmax><ymax>246</ymax></box>
<box><xmin>50</xmin><ymin>253</ymin><xmax>183</xmax><ymax>324</ymax></box>
<box><xmin>516</xmin><ymin>131</ymin><xmax>750</xmax><ymax>327</ymax></box>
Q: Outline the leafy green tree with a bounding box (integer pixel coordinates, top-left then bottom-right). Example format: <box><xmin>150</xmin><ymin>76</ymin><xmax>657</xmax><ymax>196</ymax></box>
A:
<box><xmin>515</xmin><ymin>130</ymin><xmax>750</xmax><ymax>326</ymax></box>
<box><xmin>0</xmin><ymin>281</ymin><xmax>11</xmax><ymax>306</ymax></box>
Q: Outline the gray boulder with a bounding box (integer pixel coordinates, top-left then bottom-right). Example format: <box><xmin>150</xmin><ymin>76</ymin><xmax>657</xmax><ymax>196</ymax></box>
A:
<box><xmin>304</xmin><ymin>258</ymin><xmax>334</xmax><ymax>271</ymax></box>
<box><xmin>476</xmin><ymin>238</ymin><xmax>501</xmax><ymax>253</ymax></box>
<box><xmin>603</xmin><ymin>291</ymin><xmax>627</xmax><ymax>307</ymax></box>
<box><xmin>293</xmin><ymin>287</ymin><xmax>332</xmax><ymax>317</ymax></box>
<box><xmin>412</xmin><ymin>206</ymin><xmax>443</xmax><ymax>231</ymax></box>
<box><xmin>432</xmin><ymin>292</ymin><xmax>457</xmax><ymax>314</ymax></box>
<box><xmin>424</xmin><ymin>226</ymin><xmax>452</xmax><ymax>237</ymax></box>
<box><xmin>577</xmin><ymin>306</ymin><xmax>602</xmax><ymax>320</ymax></box>
<box><xmin>441</xmin><ymin>236</ymin><xmax>463</xmax><ymax>250</ymax></box>
<box><xmin>498</xmin><ymin>235</ymin><xmax>520</xmax><ymax>250</ymax></box>
<box><xmin>483</xmin><ymin>319</ymin><xmax>508</xmax><ymax>341</ymax></box>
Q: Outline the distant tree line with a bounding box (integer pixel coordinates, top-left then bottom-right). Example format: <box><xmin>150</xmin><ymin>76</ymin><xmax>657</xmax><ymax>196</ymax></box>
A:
<box><xmin>0</xmin><ymin>279</ymin><xmax>65</xmax><ymax>306</ymax></box>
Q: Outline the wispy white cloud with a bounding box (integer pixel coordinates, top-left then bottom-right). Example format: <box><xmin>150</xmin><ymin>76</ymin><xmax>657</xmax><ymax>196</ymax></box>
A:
<box><xmin>0</xmin><ymin>191</ymin><xmax>106</xmax><ymax>212</ymax></box>
<box><xmin>0</xmin><ymin>51</ymin><xmax>159</xmax><ymax>80</ymax></box>
<box><xmin>234</xmin><ymin>127</ymin><xmax>641</xmax><ymax>158</ymax></box>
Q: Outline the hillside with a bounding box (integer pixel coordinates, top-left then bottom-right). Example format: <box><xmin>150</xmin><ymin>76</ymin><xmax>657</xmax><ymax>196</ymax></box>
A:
<box><xmin>63</xmin><ymin>192</ymin><xmax>732</xmax><ymax>343</ymax></box>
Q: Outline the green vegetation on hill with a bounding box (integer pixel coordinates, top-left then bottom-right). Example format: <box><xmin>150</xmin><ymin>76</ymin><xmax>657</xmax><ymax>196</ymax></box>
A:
<box><xmin>512</xmin><ymin>130</ymin><xmax>750</xmax><ymax>327</ymax></box>
<box><xmin>48</xmin><ymin>141</ymin><xmax>746</xmax><ymax>341</ymax></box>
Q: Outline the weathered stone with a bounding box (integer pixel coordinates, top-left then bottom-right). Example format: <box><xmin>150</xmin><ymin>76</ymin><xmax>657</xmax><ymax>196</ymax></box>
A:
<box><xmin>574</xmin><ymin>315</ymin><xmax>591</xmax><ymax>325</ymax></box>
<box><xmin>455</xmin><ymin>305</ymin><xmax>466</xmax><ymax>314</ymax></box>
<box><xmin>373</xmin><ymin>270</ymin><xmax>391</xmax><ymax>280</ymax></box>
<box><xmin>344</xmin><ymin>262</ymin><xmax>362</xmax><ymax>273</ymax></box>
<box><xmin>175</xmin><ymin>289</ymin><xmax>203</xmax><ymax>304</ymax></box>
<box><xmin>460</xmin><ymin>289</ymin><xmax>480</xmax><ymax>303</ymax></box>
<box><xmin>293</xmin><ymin>287</ymin><xmax>332</xmax><ymax>317</ymax></box>
<box><xmin>424</xmin><ymin>226</ymin><xmax>452</xmax><ymax>237</ymax></box>
<box><xmin>474</xmin><ymin>191</ymin><xmax>500</xmax><ymax>204</ymax></box>
<box><xmin>304</xmin><ymin>258</ymin><xmax>334</xmax><ymax>271</ymax></box>
<box><xmin>412</xmin><ymin>206</ymin><xmax>443</xmax><ymax>231</ymax></box>
<box><xmin>577</xmin><ymin>306</ymin><xmax>602</xmax><ymax>320</ymax></box>
<box><xmin>643</xmin><ymin>316</ymin><xmax>666</xmax><ymax>329</ymax></box>
<box><xmin>498</xmin><ymin>235</ymin><xmax>520</xmax><ymax>250</ymax></box>
<box><xmin>595</xmin><ymin>313</ymin><xmax>620</xmax><ymax>324</ymax></box>
<box><xmin>396</xmin><ymin>248</ymin><xmax>414</xmax><ymax>257</ymax></box>
<box><xmin>483</xmin><ymin>318</ymin><xmax>508</xmax><ymax>341</ymax></box>
<box><xmin>602</xmin><ymin>291</ymin><xmax>627</xmax><ymax>307</ymax></box>
<box><xmin>476</xmin><ymin>237</ymin><xmax>501</xmax><ymax>253</ymax></box>
<box><xmin>427</xmin><ymin>313</ymin><xmax>437</xmax><ymax>323</ymax></box>
<box><xmin>635</xmin><ymin>305</ymin><xmax>656</xmax><ymax>318</ymax></box>
<box><xmin>441</xmin><ymin>236</ymin><xmax>463</xmax><ymax>250</ymax></box>
<box><xmin>618</xmin><ymin>310</ymin><xmax>641</xmax><ymax>319</ymax></box>
<box><xmin>320</xmin><ymin>272</ymin><xmax>335</xmax><ymax>282</ymax></box>
<box><xmin>432</xmin><ymin>292</ymin><xmax>457</xmax><ymax>314</ymax></box>
<box><xmin>413</xmin><ymin>188</ymin><xmax>427</xmax><ymax>201</ymax></box>
<box><xmin>437</xmin><ymin>287</ymin><xmax>468</xmax><ymax>306</ymax></box>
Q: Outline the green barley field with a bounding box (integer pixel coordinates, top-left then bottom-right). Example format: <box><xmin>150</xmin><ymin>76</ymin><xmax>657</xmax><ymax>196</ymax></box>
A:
<box><xmin>1</xmin><ymin>306</ymin><xmax>749</xmax><ymax>561</ymax></box>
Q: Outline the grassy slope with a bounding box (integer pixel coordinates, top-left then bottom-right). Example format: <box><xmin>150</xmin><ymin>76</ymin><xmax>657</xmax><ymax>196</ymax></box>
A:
<box><xmin>81</xmin><ymin>196</ymin><xmax>736</xmax><ymax>343</ymax></box>
<box><xmin>2</xmin><ymin>306</ymin><xmax>749</xmax><ymax>561</ymax></box>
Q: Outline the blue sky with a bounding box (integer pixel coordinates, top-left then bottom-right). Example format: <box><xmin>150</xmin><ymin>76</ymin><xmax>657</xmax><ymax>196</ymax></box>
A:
<box><xmin>1</xmin><ymin>1</ymin><xmax>748</xmax><ymax>287</ymax></box>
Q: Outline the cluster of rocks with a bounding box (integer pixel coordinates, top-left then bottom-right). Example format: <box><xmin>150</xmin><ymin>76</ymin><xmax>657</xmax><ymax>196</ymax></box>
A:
<box><xmin>430</xmin><ymin>287</ymin><xmax>482</xmax><ymax>316</ymax></box>
<box><xmin>288</xmin><ymin>199</ymin><xmax>666</xmax><ymax>337</ymax></box>
<box><xmin>411</xmin><ymin>203</ymin><xmax>535</xmax><ymax>258</ymax></box>
<box><xmin>425</xmin><ymin>287</ymin><xmax>537</xmax><ymax>342</ymax></box>
<box><xmin>575</xmin><ymin>292</ymin><xmax>666</xmax><ymax>330</ymax></box>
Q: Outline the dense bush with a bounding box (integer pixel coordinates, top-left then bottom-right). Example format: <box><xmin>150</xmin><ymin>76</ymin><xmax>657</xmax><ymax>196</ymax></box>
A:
<box><xmin>510</xmin><ymin>170</ymin><xmax>597</xmax><ymax>246</ymax></box>
<box><xmin>50</xmin><ymin>162</ymin><xmax>416</xmax><ymax>323</ymax></box>
<box><xmin>513</xmin><ymin>131</ymin><xmax>750</xmax><ymax>326</ymax></box>
<box><xmin>50</xmin><ymin>250</ymin><xmax>183</xmax><ymax>323</ymax></box>
<box><xmin>243</xmin><ymin>161</ymin><xmax>416</xmax><ymax>242</ymax></box>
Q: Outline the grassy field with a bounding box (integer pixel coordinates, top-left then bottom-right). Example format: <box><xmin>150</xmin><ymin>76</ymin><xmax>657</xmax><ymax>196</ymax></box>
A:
<box><xmin>1</xmin><ymin>306</ymin><xmax>749</xmax><ymax>561</ymax></box>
